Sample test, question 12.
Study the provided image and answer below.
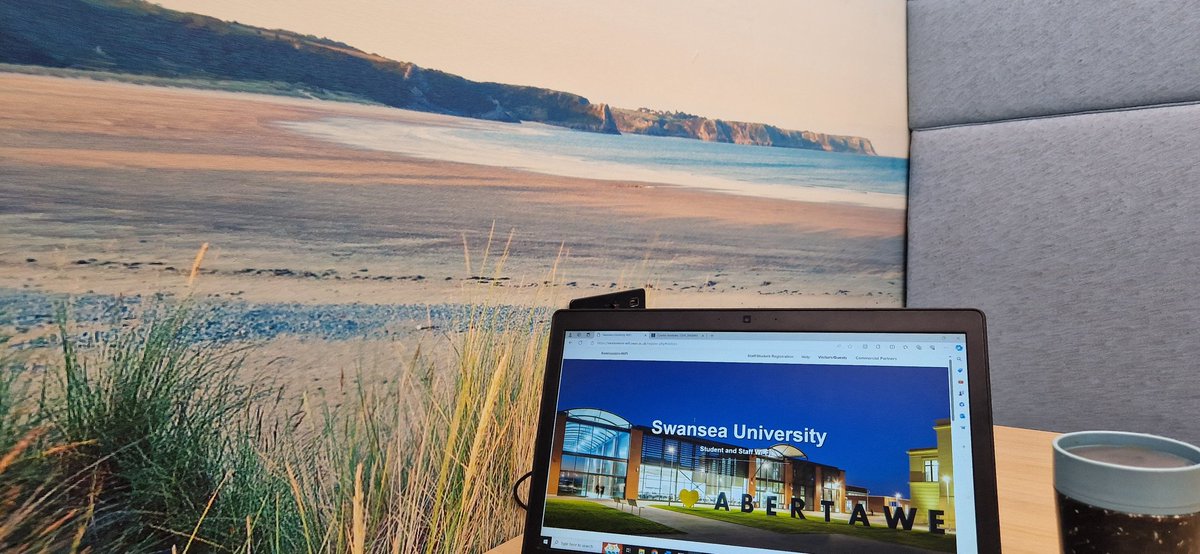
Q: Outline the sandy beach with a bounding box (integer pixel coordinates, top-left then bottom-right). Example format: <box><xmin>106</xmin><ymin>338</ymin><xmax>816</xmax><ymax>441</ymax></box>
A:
<box><xmin>0</xmin><ymin>72</ymin><xmax>903</xmax><ymax>307</ymax></box>
<box><xmin>0</xmin><ymin>71</ymin><xmax>906</xmax><ymax>385</ymax></box>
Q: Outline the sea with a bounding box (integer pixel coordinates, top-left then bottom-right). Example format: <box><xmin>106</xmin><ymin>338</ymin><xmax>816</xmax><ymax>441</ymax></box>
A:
<box><xmin>282</xmin><ymin>111</ymin><xmax>908</xmax><ymax>209</ymax></box>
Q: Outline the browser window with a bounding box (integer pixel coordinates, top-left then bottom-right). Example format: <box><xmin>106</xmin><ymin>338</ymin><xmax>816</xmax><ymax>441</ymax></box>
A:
<box><xmin>538</xmin><ymin>331</ymin><xmax>974</xmax><ymax>554</ymax></box>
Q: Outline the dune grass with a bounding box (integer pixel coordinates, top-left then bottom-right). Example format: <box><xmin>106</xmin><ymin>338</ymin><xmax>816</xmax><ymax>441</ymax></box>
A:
<box><xmin>0</xmin><ymin>231</ymin><xmax>588</xmax><ymax>552</ymax></box>
<box><xmin>0</xmin><ymin>304</ymin><xmax>302</xmax><ymax>552</ymax></box>
<box><xmin>279</xmin><ymin>294</ymin><xmax>549</xmax><ymax>554</ymax></box>
<box><xmin>0</xmin><ymin>289</ymin><xmax>551</xmax><ymax>553</ymax></box>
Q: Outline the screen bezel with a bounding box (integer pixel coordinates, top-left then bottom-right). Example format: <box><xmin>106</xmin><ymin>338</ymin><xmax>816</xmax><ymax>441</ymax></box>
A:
<box><xmin>521</xmin><ymin>308</ymin><xmax>1000</xmax><ymax>554</ymax></box>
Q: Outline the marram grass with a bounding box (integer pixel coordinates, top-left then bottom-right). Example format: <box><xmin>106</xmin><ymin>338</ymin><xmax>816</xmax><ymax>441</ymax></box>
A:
<box><xmin>0</xmin><ymin>294</ymin><xmax>549</xmax><ymax>553</ymax></box>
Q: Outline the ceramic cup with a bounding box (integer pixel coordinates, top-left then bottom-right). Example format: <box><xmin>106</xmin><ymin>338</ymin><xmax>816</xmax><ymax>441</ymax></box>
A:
<box><xmin>1053</xmin><ymin>431</ymin><xmax>1200</xmax><ymax>553</ymax></box>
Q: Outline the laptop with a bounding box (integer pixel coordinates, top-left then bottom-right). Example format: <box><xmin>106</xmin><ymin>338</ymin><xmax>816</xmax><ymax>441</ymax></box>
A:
<box><xmin>522</xmin><ymin>309</ymin><xmax>1001</xmax><ymax>554</ymax></box>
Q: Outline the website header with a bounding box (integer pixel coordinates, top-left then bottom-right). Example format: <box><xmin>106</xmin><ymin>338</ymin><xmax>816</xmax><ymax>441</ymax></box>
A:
<box><xmin>562</xmin><ymin>331</ymin><xmax>966</xmax><ymax>367</ymax></box>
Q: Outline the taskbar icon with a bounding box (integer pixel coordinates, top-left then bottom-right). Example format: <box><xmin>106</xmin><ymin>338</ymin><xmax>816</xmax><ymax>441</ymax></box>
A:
<box><xmin>539</xmin><ymin>536</ymin><xmax>705</xmax><ymax>554</ymax></box>
<box><xmin>620</xmin><ymin>544</ymin><xmax>705</xmax><ymax>554</ymax></box>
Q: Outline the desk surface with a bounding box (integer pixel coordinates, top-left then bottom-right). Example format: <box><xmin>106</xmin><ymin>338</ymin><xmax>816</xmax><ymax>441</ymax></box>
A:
<box><xmin>486</xmin><ymin>426</ymin><xmax>1058</xmax><ymax>554</ymax></box>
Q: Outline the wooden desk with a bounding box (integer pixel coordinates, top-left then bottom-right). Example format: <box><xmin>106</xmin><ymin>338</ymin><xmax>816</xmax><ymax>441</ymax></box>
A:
<box><xmin>486</xmin><ymin>426</ymin><xmax>1058</xmax><ymax>554</ymax></box>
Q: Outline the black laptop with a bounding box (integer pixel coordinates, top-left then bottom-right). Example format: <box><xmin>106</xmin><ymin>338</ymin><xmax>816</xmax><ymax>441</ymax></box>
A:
<box><xmin>522</xmin><ymin>309</ymin><xmax>1000</xmax><ymax>554</ymax></box>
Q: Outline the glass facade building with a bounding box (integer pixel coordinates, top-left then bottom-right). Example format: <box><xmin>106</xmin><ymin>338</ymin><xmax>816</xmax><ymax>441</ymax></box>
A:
<box><xmin>554</xmin><ymin>409</ymin><xmax>631</xmax><ymax>499</ymax></box>
<box><xmin>638</xmin><ymin>434</ymin><xmax>750</xmax><ymax>503</ymax></box>
<box><xmin>548</xmin><ymin>408</ymin><xmax>851</xmax><ymax>513</ymax></box>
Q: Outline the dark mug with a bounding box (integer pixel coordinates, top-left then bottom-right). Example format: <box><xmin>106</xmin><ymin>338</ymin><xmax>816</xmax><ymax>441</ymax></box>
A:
<box><xmin>1053</xmin><ymin>431</ymin><xmax>1200</xmax><ymax>553</ymax></box>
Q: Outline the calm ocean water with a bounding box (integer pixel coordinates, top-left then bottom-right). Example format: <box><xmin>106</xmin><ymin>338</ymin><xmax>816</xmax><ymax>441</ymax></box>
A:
<box><xmin>285</xmin><ymin>112</ymin><xmax>908</xmax><ymax>209</ymax></box>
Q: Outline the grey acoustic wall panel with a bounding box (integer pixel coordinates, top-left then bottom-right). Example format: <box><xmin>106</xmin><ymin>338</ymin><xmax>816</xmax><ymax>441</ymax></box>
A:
<box><xmin>907</xmin><ymin>105</ymin><xmax>1200</xmax><ymax>444</ymax></box>
<box><xmin>908</xmin><ymin>0</ymin><xmax>1200</xmax><ymax>129</ymax></box>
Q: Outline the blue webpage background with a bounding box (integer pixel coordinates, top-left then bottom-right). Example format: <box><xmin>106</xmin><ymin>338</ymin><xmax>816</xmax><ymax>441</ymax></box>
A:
<box><xmin>558</xmin><ymin>360</ymin><xmax>950</xmax><ymax>496</ymax></box>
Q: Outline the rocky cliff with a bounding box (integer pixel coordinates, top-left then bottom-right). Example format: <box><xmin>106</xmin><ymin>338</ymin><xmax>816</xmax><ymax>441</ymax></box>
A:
<box><xmin>612</xmin><ymin>108</ymin><xmax>876</xmax><ymax>155</ymax></box>
<box><xmin>0</xmin><ymin>0</ymin><xmax>877</xmax><ymax>155</ymax></box>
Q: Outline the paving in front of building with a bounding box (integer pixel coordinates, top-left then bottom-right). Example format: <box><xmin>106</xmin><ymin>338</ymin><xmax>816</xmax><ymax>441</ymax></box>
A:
<box><xmin>591</xmin><ymin>499</ymin><xmax>943</xmax><ymax>554</ymax></box>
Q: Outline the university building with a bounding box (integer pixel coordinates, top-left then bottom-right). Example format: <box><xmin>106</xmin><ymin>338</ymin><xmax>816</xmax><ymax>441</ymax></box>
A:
<box><xmin>907</xmin><ymin>418</ymin><xmax>955</xmax><ymax>528</ymax></box>
<box><xmin>547</xmin><ymin>408</ymin><xmax>855</xmax><ymax>513</ymax></box>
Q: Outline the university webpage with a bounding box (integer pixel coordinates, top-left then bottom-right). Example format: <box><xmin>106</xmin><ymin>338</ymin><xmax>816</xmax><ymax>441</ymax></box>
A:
<box><xmin>539</xmin><ymin>331</ymin><xmax>976</xmax><ymax>554</ymax></box>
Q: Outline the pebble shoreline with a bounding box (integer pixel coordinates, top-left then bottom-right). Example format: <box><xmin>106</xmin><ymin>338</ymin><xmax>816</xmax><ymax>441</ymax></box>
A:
<box><xmin>0</xmin><ymin>288</ymin><xmax>548</xmax><ymax>349</ymax></box>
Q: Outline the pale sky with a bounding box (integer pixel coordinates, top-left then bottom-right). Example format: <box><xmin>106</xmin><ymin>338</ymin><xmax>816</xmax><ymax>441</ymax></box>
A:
<box><xmin>154</xmin><ymin>0</ymin><xmax>909</xmax><ymax>157</ymax></box>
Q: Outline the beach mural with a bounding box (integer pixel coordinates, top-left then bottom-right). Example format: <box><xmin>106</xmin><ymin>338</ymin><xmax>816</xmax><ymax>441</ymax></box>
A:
<box><xmin>0</xmin><ymin>1</ymin><xmax>909</xmax><ymax>552</ymax></box>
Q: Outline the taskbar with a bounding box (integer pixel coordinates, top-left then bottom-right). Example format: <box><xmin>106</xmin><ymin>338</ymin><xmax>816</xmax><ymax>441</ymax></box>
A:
<box><xmin>539</xmin><ymin>534</ymin><xmax>713</xmax><ymax>554</ymax></box>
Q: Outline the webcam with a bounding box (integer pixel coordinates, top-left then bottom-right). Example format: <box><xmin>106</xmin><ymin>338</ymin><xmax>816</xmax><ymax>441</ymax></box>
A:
<box><xmin>568</xmin><ymin>289</ymin><xmax>646</xmax><ymax>310</ymax></box>
<box><xmin>743</xmin><ymin>315</ymin><xmax>752</xmax><ymax>323</ymax></box>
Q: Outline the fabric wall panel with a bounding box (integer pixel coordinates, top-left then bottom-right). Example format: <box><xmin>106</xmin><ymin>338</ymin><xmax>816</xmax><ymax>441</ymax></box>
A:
<box><xmin>907</xmin><ymin>104</ymin><xmax>1200</xmax><ymax>443</ymax></box>
<box><xmin>908</xmin><ymin>0</ymin><xmax>1200</xmax><ymax>129</ymax></box>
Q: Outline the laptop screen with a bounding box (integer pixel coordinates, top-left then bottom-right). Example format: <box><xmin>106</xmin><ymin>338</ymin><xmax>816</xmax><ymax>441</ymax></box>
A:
<box><xmin>537</xmin><ymin>330</ymin><xmax>976</xmax><ymax>554</ymax></box>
